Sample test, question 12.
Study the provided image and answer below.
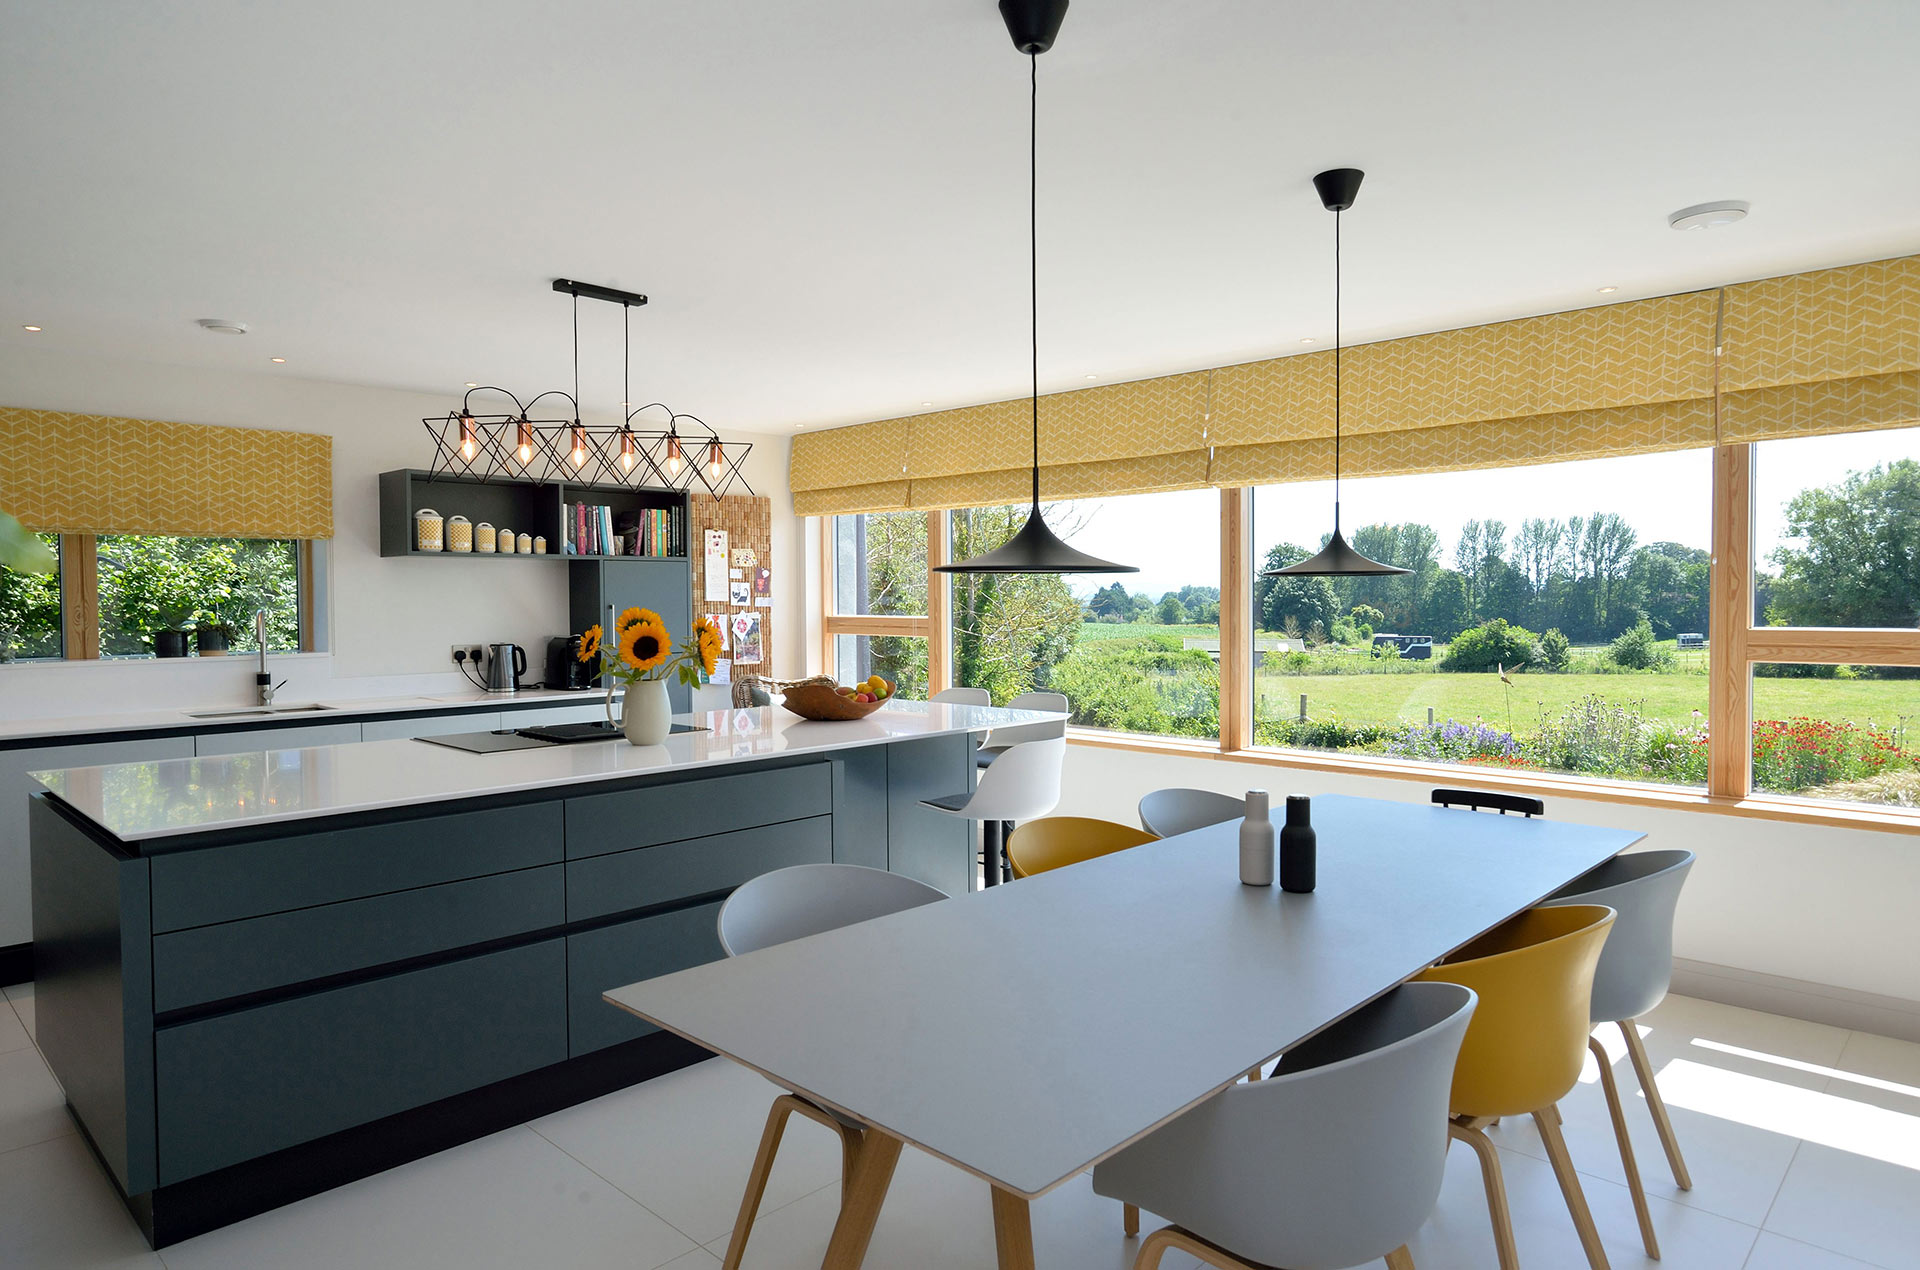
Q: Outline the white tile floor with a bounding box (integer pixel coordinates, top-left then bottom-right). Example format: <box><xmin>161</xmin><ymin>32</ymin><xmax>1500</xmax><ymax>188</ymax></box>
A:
<box><xmin>3</xmin><ymin>979</ymin><xmax>1918</xmax><ymax>1269</ymax></box>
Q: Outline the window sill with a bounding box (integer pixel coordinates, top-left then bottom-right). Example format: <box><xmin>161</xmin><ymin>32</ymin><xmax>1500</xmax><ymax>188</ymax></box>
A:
<box><xmin>1064</xmin><ymin>728</ymin><xmax>1920</xmax><ymax>837</ymax></box>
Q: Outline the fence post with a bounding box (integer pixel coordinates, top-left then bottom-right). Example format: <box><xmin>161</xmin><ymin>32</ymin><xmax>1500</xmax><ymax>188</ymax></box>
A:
<box><xmin>1428</xmin><ymin>707</ymin><xmax>1435</xmax><ymax>728</ymax></box>
<box><xmin>1298</xmin><ymin>694</ymin><xmax>1307</xmax><ymax>724</ymax></box>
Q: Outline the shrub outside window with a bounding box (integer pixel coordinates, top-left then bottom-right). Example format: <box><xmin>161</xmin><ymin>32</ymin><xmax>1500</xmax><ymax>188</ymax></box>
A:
<box><xmin>0</xmin><ymin>532</ymin><xmax>62</xmax><ymax>662</ymax></box>
<box><xmin>97</xmin><ymin>535</ymin><xmax>300</xmax><ymax>657</ymax></box>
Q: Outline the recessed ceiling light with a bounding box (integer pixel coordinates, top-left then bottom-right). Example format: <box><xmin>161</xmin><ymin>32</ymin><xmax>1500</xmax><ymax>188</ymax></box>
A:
<box><xmin>920</xmin><ymin>401</ymin><xmax>934</xmax><ymax>408</ymax></box>
<box><xmin>1084</xmin><ymin>374</ymin><xmax>1098</xmax><ymax>381</ymax></box>
<box><xmin>1597</xmin><ymin>286</ymin><xmax>1619</xmax><ymax>294</ymax></box>
<box><xmin>1300</xmin><ymin>337</ymin><xmax>1315</xmax><ymax>345</ymax></box>
<box><xmin>270</xmin><ymin>357</ymin><xmax>286</xmax><ymax>363</ymax></box>
<box><xmin>196</xmin><ymin>318</ymin><xmax>249</xmax><ymax>335</ymax></box>
<box><xmin>1668</xmin><ymin>200</ymin><xmax>1749</xmax><ymax>231</ymax></box>
<box><xmin>465</xmin><ymin>382</ymin><xmax>478</xmax><ymax>388</ymax></box>
<box><xmin>21</xmin><ymin>325</ymin><xmax>42</xmax><ymax>332</ymax></box>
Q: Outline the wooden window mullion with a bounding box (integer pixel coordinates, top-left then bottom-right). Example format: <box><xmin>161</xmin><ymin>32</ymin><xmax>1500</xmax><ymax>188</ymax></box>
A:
<box><xmin>1708</xmin><ymin>444</ymin><xmax>1752</xmax><ymax>798</ymax></box>
<box><xmin>59</xmin><ymin>533</ymin><xmax>99</xmax><ymax>659</ymax></box>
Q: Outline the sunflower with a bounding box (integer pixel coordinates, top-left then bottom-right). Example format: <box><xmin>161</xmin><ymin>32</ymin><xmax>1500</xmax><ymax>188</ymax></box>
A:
<box><xmin>578</xmin><ymin>624</ymin><xmax>602</xmax><ymax>662</ymax></box>
<box><xmin>619</xmin><ymin>615</ymin><xmax>671</xmax><ymax>673</ymax></box>
<box><xmin>616</xmin><ymin>606</ymin><xmax>657</xmax><ymax>634</ymax></box>
<box><xmin>694</xmin><ymin>616</ymin><xmax>723</xmax><ymax>676</ymax></box>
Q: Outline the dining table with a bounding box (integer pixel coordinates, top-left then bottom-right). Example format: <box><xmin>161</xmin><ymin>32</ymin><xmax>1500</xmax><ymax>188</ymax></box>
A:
<box><xmin>605</xmin><ymin>792</ymin><xmax>1644</xmax><ymax>1269</ymax></box>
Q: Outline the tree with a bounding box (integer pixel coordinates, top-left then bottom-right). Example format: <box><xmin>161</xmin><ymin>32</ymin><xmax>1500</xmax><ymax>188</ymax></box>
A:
<box><xmin>0</xmin><ymin>532</ymin><xmax>62</xmax><ymax>660</ymax></box>
<box><xmin>1422</xmin><ymin>570</ymin><xmax>1474</xmax><ymax>641</ymax></box>
<box><xmin>1628</xmin><ymin>542</ymin><xmax>1710</xmax><ymax>637</ymax></box>
<box><xmin>1253</xmin><ymin>543</ymin><xmax>1337</xmax><ymax>637</ymax></box>
<box><xmin>1576</xmin><ymin>512</ymin><xmax>1638</xmax><ymax>635</ymax></box>
<box><xmin>1769</xmin><ymin>459</ymin><xmax>1920</xmax><ymax>627</ymax></box>
<box><xmin>1608</xmin><ymin>617</ymin><xmax>1668</xmax><ymax>670</ymax></box>
<box><xmin>1085</xmin><ymin>582</ymin><xmax>1137</xmax><ymax>623</ymax></box>
<box><xmin>1440</xmin><ymin>618</ymin><xmax>1539</xmax><ymax>672</ymax></box>
<box><xmin>947</xmin><ymin>505</ymin><xmax>1086</xmax><ymax>702</ymax></box>
<box><xmin>1156</xmin><ymin>594</ymin><xmax>1188</xmax><ymax>625</ymax></box>
<box><xmin>1455</xmin><ymin>518</ymin><xmax>1507</xmax><ymax>618</ymax></box>
<box><xmin>1338</xmin><ymin>522</ymin><xmax>1440</xmax><ymax>629</ymax></box>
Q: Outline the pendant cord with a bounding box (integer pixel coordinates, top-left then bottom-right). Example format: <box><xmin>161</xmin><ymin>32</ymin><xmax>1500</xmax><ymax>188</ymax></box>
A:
<box><xmin>623</xmin><ymin>303</ymin><xmax>630</xmax><ymax>415</ymax></box>
<box><xmin>1029</xmin><ymin>51</ymin><xmax>1040</xmax><ymax>510</ymax></box>
<box><xmin>1333</xmin><ymin>205</ymin><xmax>1342</xmax><ymax>536</ymax></box>
<box><xmin>571</xmin><ymin>292</ymin><xmax>580</xmax><ymax>420</ymax></box>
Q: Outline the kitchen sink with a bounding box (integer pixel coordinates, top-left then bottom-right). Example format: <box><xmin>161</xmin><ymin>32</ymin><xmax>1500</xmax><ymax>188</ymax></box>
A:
<box><xmin>184</xmin><ymin>703</ymin><xmax>337</xmax><ymax>719</ymax></box>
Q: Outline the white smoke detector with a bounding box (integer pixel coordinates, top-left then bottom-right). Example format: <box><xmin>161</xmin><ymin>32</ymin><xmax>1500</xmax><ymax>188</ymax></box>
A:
<box><xmin>1668</xmin><ymin>201</ymin><xmax>1749</xmax><ymax>231</ymax></box>
<box><xmin>196</xmin><ymin>318</ymin><xmax>250</xmax><ymax>335</ymax></box>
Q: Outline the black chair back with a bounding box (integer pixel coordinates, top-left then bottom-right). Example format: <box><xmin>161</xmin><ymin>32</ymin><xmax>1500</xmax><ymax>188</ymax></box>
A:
<box><xmin>1431</xmin><ymin>787</ymin><xmax>1545</xmax><ymax>818</ymax></box>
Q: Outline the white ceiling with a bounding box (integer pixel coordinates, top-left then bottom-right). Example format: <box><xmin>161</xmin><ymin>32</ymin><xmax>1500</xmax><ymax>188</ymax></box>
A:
<box><xmin>5</xmin><ymin>1</ymin><xmax>1919</xmax><ymax>434</ymax></box>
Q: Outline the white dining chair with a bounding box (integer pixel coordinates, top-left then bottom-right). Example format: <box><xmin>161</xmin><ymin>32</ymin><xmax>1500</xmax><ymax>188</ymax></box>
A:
<box><xmin>976</xmin><ymin>689</ymin><xmax>1069</xmax><ymax>766</ymax></box>
<box><xmin>922</xmin><ymin>735</ymin><xmax>1065</xmax><ymax>887</ymax></box>
<box><xmin>1094</xmin><ymin>981</ymin><xmax>1477</xmax><ymax>1270</ymax></box>
<box><xmin>714</xmin><ymin>864</ymin><xmax>948</xmax><ymax>1269</ymax></box>
<box><xmin>931</xmin><ymin>686</ymin><xmax>992</xmax><ymax>706</ymax></box>
<box><xmin>1545</xmin><ymin>848</ymin><xmax>1697</xmax><ymax>1259</ymax></box>
<box><xmin>1137</xmin><ymin>787</ymin><xmax>1246</xmax><ymax>839</ymax></box>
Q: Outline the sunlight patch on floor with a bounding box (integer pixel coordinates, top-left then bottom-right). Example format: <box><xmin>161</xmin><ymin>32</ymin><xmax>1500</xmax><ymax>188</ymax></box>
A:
<box><xmin>1658</xmin><ymin>1057</ymin><xmax>1920</xmax><ymax>1170</ymax></box>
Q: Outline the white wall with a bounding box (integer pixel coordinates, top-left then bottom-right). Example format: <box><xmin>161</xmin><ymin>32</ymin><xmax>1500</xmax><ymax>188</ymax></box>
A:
<box><xmin>1057</xmin><ymin>742</ymin><xmax>1920</xmax><ymax>1010</ymax></box>
<box><xmin>0</xmin><ymin>342</ymin><xmax>802</xmax><ymax>721</ymax></box>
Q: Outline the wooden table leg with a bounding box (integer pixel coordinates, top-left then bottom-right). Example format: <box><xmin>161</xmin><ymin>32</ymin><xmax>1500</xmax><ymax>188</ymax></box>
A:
<box><xmin>990</xmin><ymin>1185</ymin><xmax>1037</xmax><ymax>1270</ymax></box>
<box><xmin>820</xmin><ymin>1129</ymin><xmax>903</xmax><ymax>1270</ymax></box>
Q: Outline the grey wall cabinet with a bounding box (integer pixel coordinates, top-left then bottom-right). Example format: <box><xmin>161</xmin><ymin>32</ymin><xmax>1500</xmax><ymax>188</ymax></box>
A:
<box><xmin>568</xmin><ymin>559</ymin><xmax>693</xmax><ymax>712</ymax></box>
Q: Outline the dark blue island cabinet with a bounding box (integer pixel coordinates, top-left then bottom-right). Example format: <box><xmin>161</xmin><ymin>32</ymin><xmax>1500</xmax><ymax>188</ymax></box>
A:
<box><xmin>28</xmin><ymin>734</ymin><xmax>973</xmax><ymax>1248</ymax></box>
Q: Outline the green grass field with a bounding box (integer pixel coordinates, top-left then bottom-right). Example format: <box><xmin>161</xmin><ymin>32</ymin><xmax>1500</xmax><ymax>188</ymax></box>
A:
<box><xmin>1070</xmin><ymin>622</ymin><xmax>1920</xmax><ymax>734</ymax></box>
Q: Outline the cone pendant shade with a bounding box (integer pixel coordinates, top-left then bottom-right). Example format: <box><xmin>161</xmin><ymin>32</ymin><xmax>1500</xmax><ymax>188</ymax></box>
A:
<box><xmin>1262</xmin><ymin>167</ymin><xmax>1410</xmax><ymax>579</ymax></box>
<box><xmin>936</xmin><ymin>0</ymin><xmax>1134</xmax><ymax>576</ymax></box>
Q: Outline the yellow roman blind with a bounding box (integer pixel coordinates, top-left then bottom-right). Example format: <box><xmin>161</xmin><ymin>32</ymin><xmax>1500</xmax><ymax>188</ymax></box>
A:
<box><xmin>790</xmin><ymin>252</ymin><xmax>1919</xmax><ymax>516</ymax></box>
<box><xmin>1718</xmin><ymin>254</ymin><xmax>1920</xmax><ymax>444</ymax></box>
<box><xmin>0</xmin><ymin>408</ymin><xmax>334</xmax><ymax>539</ymax></box>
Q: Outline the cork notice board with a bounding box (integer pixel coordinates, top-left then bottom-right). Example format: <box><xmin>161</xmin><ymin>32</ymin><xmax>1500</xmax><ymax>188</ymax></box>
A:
<box><xmin>689</xmin><ymin>494</ymin><xmax>775</xmax><ymax>679</ymax></box>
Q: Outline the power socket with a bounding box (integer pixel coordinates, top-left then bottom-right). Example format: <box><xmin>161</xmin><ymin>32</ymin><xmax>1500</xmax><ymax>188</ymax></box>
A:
<box><xmin>451</xmin><ymin>645</ymin><xmax>487</xmax><ymax>667</ymax></box>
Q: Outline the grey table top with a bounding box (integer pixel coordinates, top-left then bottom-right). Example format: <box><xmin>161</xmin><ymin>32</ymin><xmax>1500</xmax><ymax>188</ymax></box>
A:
<box><xmin>606</xmin><ymin>793</ymin><xmax>1642</xmax><ymax>1199</ymax></box>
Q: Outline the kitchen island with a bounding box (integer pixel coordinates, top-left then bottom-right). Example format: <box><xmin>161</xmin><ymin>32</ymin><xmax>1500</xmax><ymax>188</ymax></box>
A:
<box><xmin>28</xmin><ymin>700</ymin><xmax>1057</xmax><ymax>1247</ymax></box>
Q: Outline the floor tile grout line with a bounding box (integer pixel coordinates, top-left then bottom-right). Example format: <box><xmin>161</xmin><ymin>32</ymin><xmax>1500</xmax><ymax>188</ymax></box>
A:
<box><xmin>522</xmin><ymin>1120</ymin><xmax>714</xmax><ymax>1257</ymax></box>
<box><xmin>699</xmin><ymin>1174</ymin><xmax>845</xmax><ymax>1254</ymax></box>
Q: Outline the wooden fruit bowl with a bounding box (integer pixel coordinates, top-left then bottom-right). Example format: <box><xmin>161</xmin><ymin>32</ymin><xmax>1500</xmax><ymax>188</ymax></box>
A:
<box><xmin>780</xmin><ymin>682</ymin><xmax>890</xmax><ymax>721</ymax></box>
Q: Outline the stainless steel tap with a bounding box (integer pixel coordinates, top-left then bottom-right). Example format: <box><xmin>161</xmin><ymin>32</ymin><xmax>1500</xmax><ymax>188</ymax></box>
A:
<box><xmin>254</xmin><ymin>610</ymin><xmax>281</xmax><ymax>705</ymax></box>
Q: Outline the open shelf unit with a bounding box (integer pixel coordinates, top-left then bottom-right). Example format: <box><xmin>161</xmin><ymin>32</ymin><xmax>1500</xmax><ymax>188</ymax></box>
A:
<box><xmin>378</xmin><ymin>470</ymin><xmax>691</xmax><ymax>561</ymax></box>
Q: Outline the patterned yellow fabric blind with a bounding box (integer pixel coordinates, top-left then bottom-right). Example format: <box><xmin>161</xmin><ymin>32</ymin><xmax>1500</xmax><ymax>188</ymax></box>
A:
<box><xmin>0</xmin><ymin>408</ymin><xmax>334</xmax><ymax>539</ymax></box>
<box><xmin>1718</xmin><ymin>255</ymin><xmax>1920</xmax><ymax>443</ymax></box>
<box><xmin>789</xmin><ymin>253</ymin><xmax>1918</xmax><ymax>516</ymax></box>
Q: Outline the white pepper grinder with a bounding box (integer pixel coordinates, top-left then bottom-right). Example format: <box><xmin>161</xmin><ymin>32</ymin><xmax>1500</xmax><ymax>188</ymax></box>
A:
<box><xmin>1239</xmin><ymin>789</ymin><xmax>1275</xmax><ymax>886</ymax></box>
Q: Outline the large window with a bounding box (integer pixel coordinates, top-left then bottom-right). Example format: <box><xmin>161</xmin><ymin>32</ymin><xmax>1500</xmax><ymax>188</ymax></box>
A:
<box><xmin>97</xmin><ymin>535</ymin><xmax>300</xmax><ymax>657</ymax></box>
<box><xmin>950</xmin><ymin>491</ymin><xmax>1221</xmax><ymax>739</ymax></box>
<box><xmin>0</xmin><ymin>532</ymin><xmax>62</xmax><ymax>662</ymax></box>
<box><xmin>1755</xmin><ymin>427</ymin><xmax>1919</xmax><ymax>630</ymax></box>
<box><xmin>1251</xmin><ymin>451</ymin><xmax>1714</xmax><ymax>786</ymax></box>
<box><xmin>0</xmin><ymin>532</ymin><xmax>307</xmax><ymax>661</ymax></box>
<box><xmin>824</xmin><ymin>511</ymin><xmax>935</xmax><ymax>698</ymax></box>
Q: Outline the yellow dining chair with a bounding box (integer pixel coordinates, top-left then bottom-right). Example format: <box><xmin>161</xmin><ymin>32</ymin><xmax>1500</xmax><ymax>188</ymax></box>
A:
<box><xmin>1004</xmin><ymin>815</ymin><xmax>1158</xmax><ymax>879</ymax></box>
<box><xmin>1415</xmin><ymin>904</ymin><xmax>1616</xmax><ymax>1270</ymax></box>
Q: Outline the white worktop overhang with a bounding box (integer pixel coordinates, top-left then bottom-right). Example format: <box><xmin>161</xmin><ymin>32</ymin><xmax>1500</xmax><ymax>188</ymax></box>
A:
<box><xmin>31</xmin><ymin>703</ymin><xmax>1062</xmax><ymax>844</ymax></box>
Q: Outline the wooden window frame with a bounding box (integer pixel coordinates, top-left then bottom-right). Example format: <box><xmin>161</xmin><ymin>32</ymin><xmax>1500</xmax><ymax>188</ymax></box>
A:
<box><xmin>819</xmin><ymin>512</ymin><xmax>942</xmax><ymax>690</ymax></box>
<box><xmin>810</xmin><ymin>436</ymin><xmax>1920</xmax><ymax>833</ymax></box>
<box><xmin>27</xmin><ymin>533</ymin><xmax>319</xmax><ymax>660</ymax></box>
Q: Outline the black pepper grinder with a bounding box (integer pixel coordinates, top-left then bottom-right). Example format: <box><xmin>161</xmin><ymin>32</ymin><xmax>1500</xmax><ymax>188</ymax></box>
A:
<box><xmin>1279</xmin><ymin>795</ymin><xmax>1316</xmax><ymax>893</ymax></box>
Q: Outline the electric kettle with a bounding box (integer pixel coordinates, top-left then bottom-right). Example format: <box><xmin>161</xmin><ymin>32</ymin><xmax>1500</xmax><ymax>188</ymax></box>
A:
<box><xmin>485</xmin><ymin>642</ymin><xmax>528</xmax><ymax>692</ymax></box>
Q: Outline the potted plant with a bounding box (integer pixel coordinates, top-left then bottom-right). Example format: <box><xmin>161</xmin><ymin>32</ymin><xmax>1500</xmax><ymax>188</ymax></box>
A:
<box><xmin>194</xmin><ymin>610</ymin><xmax>238</xmax><ymax>657</ymax></box>
<box><xmin>576</xmin><ymin>608</ymin><xmax>721</xmax><ymax>745</ymax></box>
<box><xmin>152</xmin><ymin>599</ymin><xmax>198</xmax><ymax>659</ymax></box>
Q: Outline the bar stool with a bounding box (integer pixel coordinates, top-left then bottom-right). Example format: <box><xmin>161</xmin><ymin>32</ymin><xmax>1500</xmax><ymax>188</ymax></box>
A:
<box><xmin>714</xmin><ymin>864</ymin><xmax>948</xmax><ymax>1269</ymax></box>
<box><xmin>1138</xmin><ymin>787</ymin><xmax>1245</xmax><ymax>839</ymax></box>
<box><xmin>974</xmin><ymin>691</ymin><xmax>1069</xmax><ymax>881</ymax></box>
<box><xmin>1093</xmin><ymin>982</ymin><xmax>1477</xmax><ymax>1270</ymax></box>
<box><xmin>1004</xmin><ymin>816</ymin><xmax>1156</xmax><ymax>879</ymax></box>
<box><xmin>1415</xmin><ymin>904</ymin><xmax>1617</xmax><ymax>1270</ymax></box>
<box><xmin>1546</xmin><ymin>849</ymin><xmax>1698</xmax><ymax>1259</ymax></box>
<box><xmin>922</xmin><ymin>735</ymin><xmax>1065</xmax><ymax>888</ymax></box>
<box><xmin>931</xmin><ymin>687</ymin><xmax>991</xmax><ymax>706</ymax></box>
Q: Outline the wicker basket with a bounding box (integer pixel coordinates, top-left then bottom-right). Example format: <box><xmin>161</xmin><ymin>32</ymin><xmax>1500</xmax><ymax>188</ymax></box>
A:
<box><xmin>779</xmin><ymin>680</ymin><xmax>890</xmax><ymax>721</ymax></box>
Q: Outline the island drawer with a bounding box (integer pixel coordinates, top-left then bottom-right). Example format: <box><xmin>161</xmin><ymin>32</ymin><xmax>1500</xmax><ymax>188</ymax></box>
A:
<box><xmin>151</xmin><ymin>865</ymin><xmax>565</xmax><ymax>1012</ymax></box>
<box><xmin>566</xmin><ymin>815</ymin><xmax>833</xmax><ymax>922</ymax></box>
<box><xmin>149</xmin><ymin>801</ymin><xmax>564</xmax><ymax>932</ymax></box>
<box><xmin>564</xmin><ymin>762</ymin><xmax>831</xmax><ymax>860</ymax></box>
<box><xmin>154</xmin><ymin>939</ymin><xmax>567</xmax><ymax>1185</ymax></box>
<box><xmin>567</xmin><ymin>900</ymin><xmax>725</xmax><ymax>1055</ymax></box>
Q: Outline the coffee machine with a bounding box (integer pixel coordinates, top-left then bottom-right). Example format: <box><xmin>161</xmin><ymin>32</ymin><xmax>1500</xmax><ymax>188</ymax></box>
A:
<box><xmin>545</xmin><ymin>636</ymin><xmax>595</xmax><ymax>690</ymax></box>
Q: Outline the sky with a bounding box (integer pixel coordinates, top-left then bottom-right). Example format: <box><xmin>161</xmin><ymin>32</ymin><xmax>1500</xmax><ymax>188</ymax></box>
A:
<box><xmin>1046</xmin><ymin>426</ymin><xmax>1919</xmax><ymax>603</ymax></box>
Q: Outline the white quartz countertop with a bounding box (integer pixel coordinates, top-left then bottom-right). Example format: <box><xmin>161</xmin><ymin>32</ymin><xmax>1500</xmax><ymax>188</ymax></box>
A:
<box><xmin>0</xmin><ymin>687</ymin><xmax>601</xmax><ymax>746</ymax></box>
<box><xmin>31</xmin><ymin>702</ymin><xmax>1063</xmax><ymax>844</ymax></box>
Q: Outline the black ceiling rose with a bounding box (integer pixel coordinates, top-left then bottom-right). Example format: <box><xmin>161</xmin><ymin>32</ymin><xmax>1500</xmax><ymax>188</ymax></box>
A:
<box><xmin>1263</xmin><ymin>165</ymin><xmax>1410</xmax><ymax>579</ymax></box>
<box><xmin>998</xmin><ymin>0</ymin><xmax>1068</xmax><ymax>54</ymax></box>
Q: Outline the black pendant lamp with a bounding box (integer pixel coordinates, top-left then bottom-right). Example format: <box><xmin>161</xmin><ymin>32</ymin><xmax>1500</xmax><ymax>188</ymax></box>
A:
<box><xmin>1263</xmin><ymin>169</ymin><xmax>1410</xmax><ymax>578</ymax></box>
<box><xmin>935</xmin><ymin>0</ymin><xmax>1134</xmax><ymax>576</ymax></box>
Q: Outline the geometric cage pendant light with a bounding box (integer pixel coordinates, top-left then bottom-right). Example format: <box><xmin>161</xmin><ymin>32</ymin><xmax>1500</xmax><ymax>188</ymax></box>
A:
<box><xmin>935</xmin><ymin>0</ymin><xmax>1134</xmax><ymax>575</ymax></box>
<box><xmin>1263</xmin><ymin>168</ymin><xmax>1410</xmax><ymax>578</ymax></box>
